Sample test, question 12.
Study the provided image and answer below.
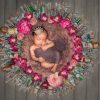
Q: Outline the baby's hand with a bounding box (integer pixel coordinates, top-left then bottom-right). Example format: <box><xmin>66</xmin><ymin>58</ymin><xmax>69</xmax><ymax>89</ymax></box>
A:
<box><xmin>51</xmin><ymin>64</ymin><xmax>57</xmax><ymax>72</ymax></box>
<box><xmin>39</xmin><ymin>57</ymin><xmax>45</xmax><ymax>62</ymax></box>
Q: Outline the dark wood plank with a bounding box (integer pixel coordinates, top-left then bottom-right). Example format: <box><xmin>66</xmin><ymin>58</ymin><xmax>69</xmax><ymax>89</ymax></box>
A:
<box><xmin>98</xmin><ymin>0</ymin><xmax>100</xmax><ymax>100</ymax></box>
<box><xmin>15</xmin><ymin>0</ymin><xmax>28</xmax><ymax>100</ymax></box>
<box><xmin>86</xmin><ymin>0</ymin><xmax>99</xmax><ymax>100</ymax></box>
<box><xmin>0</xmin><ymin>0</ymin><xmax>5</xmax><ymax>100</ymax></box>
<box><xmin>73</xmin><ymin>0</ymin><xmax>87</xmax><ymax>100</ymax></box>
<box><xmin>4</xmin><ymin>0</ymin><xmax>16</xmax><ymax>100</ymax></box>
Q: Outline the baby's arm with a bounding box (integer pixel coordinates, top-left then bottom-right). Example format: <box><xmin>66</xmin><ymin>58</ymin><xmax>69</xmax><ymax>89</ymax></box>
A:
<box><xmin>42</xmin><ymin>40</ymin><xmax>54</xmax><ymax>50</ymax></box>
<box><xmin>30</xmin><ymin>45</ymin><xmax>39</xmax><ymax>61</ymax></box>
<box><xmin>46</xmin><ymin>40</ymin><xmax>54</xmax><ymax>48</ymax></box>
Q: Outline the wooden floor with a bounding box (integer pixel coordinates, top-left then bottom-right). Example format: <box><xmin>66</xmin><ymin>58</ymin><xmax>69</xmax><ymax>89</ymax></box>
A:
<box><xmin>0</xmin><ymin>0</ymin><xmax>100</xmax><ymax>100</ymax></box>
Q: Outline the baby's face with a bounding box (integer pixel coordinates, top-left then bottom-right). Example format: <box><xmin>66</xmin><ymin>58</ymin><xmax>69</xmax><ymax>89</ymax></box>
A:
<box><xmin>33</xmin><ymin>32</ymin><xmax>47</xmax><ymax>46</ymax></box>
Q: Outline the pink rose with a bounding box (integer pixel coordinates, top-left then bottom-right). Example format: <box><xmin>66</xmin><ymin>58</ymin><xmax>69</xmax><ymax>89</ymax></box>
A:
<box><xmin>11</xmin><ymin>45</ymin><xmax>18</xmax><ymax>52</ymax></box>
<box><xmin>59</xmin><ymin>67</ymin><xmax>68</xmax><ymax>79</ymax></box>
<box><xmin>67</xmin><ymin>26</ymin><xmax>78</xmax><ymax>36</ymax></box>
<box><xmin>8</xmin><ymin>36</ymin><xmax>17</xmax><ymax>46</ymax></box>
<box><xmin>17</xmin><ymin>33</ymin><xmax>25</xmax><ymax>40</ymax></box>
<box><xmin>41</xmin><ymin>80</ymin><xmax>49</xmax><ymax>89</ymax></box>
<box><xmin>30</xmin><ymin>17</ymin><xmax>37</xmax><ymax>26</ymax></box>
<box><xmin>48</xmin><ymin>16</ymin><xmax>55</xmax><ymax>24</ymax></box>
<box><xmin>25</xmin><ymin>66</ymin><xmax>33</xmax><ymax>75</ymax></box>
<box><xmin>17</xmin><ymin>57</ymin><xmax>27</xmax><ymax>68</ymax></box>
<box><xmin>11</xmin><ymin>57</ymin><xmax>18</xmax><ymax>65</ymax></box>
<box><xmin>32</xmin><ymin>73</ymin><xmax>42</xmax><ymax>82</ymax></box>
<box><xmin>16</xmin><ymin>18</ymin><xmax>32</xmax><ymax>35</ymax></box>
<box><xmin>60</xmin><ymin>18</ymin><xmax>72</xmax><ymax>28</ymax></box>
<box><xmin>72</xmin><ymin>53</ymin><xmax>83</xmax><ymax>61</ymax></box>
<box><xmin>24</xmin><ymin>12</ymin><xmax>33</xmax><ymax>19</ymax></box>
<box><xmin>74</xmin><ymin>45</ymin><xmax>83</xmax><ymax>54</ymax></box>
<box><xmin>39</xmin><ymin>13</ymin><xmax>48</xmax><ymax>21</ymax></box>
<box><xmin>67</xmin><ymin>59</ymin><xmax>77</xmax><ymax>71</ymax></box>
<box><xmin>47</xmin><ymin>72</ymin><xmax>63</xmax><ymax>88</ymax></box>
<box><xmin>72</xmin><ymin>36</ymin><xmax>82</xmax><ymax>46</ymax></box>
<box><xmin>53</xmin><ymin>15</ymin><xmax>62</xmax><ymax>23</ymax></box>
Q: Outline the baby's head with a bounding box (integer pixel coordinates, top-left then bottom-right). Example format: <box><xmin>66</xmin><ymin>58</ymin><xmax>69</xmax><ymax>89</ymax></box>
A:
<box><xmin>32</xmin><ymin>25</ymin><xmax>48</xmax><ymax>46</ymax></box>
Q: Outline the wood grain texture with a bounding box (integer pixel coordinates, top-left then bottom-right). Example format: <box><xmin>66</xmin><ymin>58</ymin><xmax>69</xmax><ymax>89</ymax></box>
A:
<box><xmin>0</xmin><ymin>0</ymin><xmax>99</xmax><ymax>100</ymax></box>
<box><xmin>86</xmin><ymin>0</ymin><xmax>99</xmax><ymax>100</ymax></box>
<box><xmin>4</xmin><ymin>0</ymin><xmax>16</xmax><ymax>100</ymax></box>
<box><xmin>73</xmin><ymin>0</ymin><xmax>87</xmax><ymax>100</ymax></box>
<box><xmin>0</xmin><ymin>0</ymin><xmax>5</xmax><ymax>100</ymax></box>
<box><xmin>15</xmin><ymin>0</ymin><xmax>28</xmax><ymax>100</ymax></box>
<box><xmin>98</xmin><ymin>0</ymin><xmax>100</xmax><ymax>100</ymax></box>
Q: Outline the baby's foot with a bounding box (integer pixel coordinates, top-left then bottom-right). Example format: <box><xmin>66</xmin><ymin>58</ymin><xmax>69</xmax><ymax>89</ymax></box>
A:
<box><xmin>51</xmin><ymin>65</ymin><xmax>57</xmax><ymax>72</ymax></box>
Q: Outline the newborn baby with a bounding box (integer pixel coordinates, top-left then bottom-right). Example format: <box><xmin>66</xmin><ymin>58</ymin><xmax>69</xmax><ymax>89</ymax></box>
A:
<box><xmin>30</xmin><ymin>26</ymin><xmax>66</xmax><ymax>72</ymax></box>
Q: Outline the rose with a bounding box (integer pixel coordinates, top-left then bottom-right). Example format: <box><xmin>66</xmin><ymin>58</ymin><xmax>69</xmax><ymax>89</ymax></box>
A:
<box><xmin>32</xmin><ymin>73</ymin><xmax>42</xmax><ymax>82</ymax></box>
<box><xmin>11</xmin><ymin>57</ymin><xmax>18</xmax><ymax>65</ymax></box>
<box><xmin>47</xmin><ymin>72</ymin><xmax>63</xmax><ymax>88</ymax></box>
<box><xmin>25</xmin><ymin>66</ymin><xmax>33</xmax><ymax>75</ymax></box>
<box><xmin>72</xmin><ymin>36</ymin><xmax>82</xmax><ymax>46</ymax></box>
<box><xmin>16</xmin><ymin>18</ymin><xmax>32</xmax><ymax>35</ymax></box>
<box><xmin>39</xmin><ymin>13</ymin><xmax>48</xmax><ymax>21</ymax></box>
<box><xmin>11</xmin><ymin>45</ymin><xmax>18</xmax><ymax>52</ymax></box>
<box><xmin>24</xmin><ymin>12</ymin><xmax>33</xmax><ymax>19</ymax></box>
<box><xmin>67</xmin><ymin>26</ymin><xmax>78</xmax><ymax>36</ymax></box>
<box><xmin>59</xmin><ymin>67</ymin><xmax>68</xmax><ymax>79</ymax></box>
<box><xmin>73</xmin><ymin>45</ymin><xmax>83</xmax><ymax>54</ymax></box>
<box><xmin>13</xmin><ymin>56</ymin><xmax>28</xmax><ymax>69</ymax></box>
<box><xmin>53</xmin><ymin>15</ymin><xmax>62</xmax><ymax>23</ymax></box>
<box><xmin>48</xmin><ymin>16</ymin><xmax>55</xmax><ymax>24</ymax></box>
<box><xmin>67</xmin><ymin>59</ymin><xmax>77</xmax><ymax>72</ymax></box>
<box><xmin>17</xmin><ymin>32</ymin><xmax>25</xmax><ymax>40</ymax></box>
<box><xmin>41</xmin><ymin>80</ymin><xmax>49</xmax><ymax>89</ymax></box>
<box><xmin>8</xmin><ymin>36</ymin><xmax>17</xmax><ymax>46</ymax></box>
<box><xmin>48</xmin><ymin>16</ymin><xmax>54</xmax><ymax>24</ymax></box>
<box><xmin>30</xmin><ymin>17</ymin><xmax>37</xmax><ymax>26</ymax></box>
<box><xmin>60</xmin><ymin>18</ymin><xmax>72</xmax><ymax>28</ymax></box>
<box><xmin>72</xmin><ymin>53</ymin><xmax>83</xmax><ymax>61</ymax></box>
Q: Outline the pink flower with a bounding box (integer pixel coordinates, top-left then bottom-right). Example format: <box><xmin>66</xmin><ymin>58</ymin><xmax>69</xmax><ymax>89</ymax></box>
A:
<box><xmin>72</xmin><ymin>53</ymin><xmax>83</xmax><ymax>61</ymax></box>
<box><xmin>24</xmin><ymin>12</ymin><xmax>33</xmax><ymax>19</ymax></box>
<box><xmin>47</xmin><ymin>72</ymin><xmax>63</xmax><ymax>88</ymax></box>
<box><xmin>17</xmin><ymin>33</ymin><xmax>25</xmax><ymax>40</ymax></box>
<box><xmin>67</xmin><ymin>59</ymin><xmax>77</xmax><ymax>71</ymax></box>
<box><xmin>11</xmin><ymin>45</ymin><xmax>18</xmax><ymax>52</ymax></box>
<box><xmin>53</xmin><ymin>15</ymin><xmax>62</xmax><ymax>23</ymax></box>
<box><xmin>74</xmin><ymin>45</ymin><xmax>83</xmax><ymax>54</ymax></box>
<box><xmin>60</xmin><ymin>18</ymin><xmax>72</xmax><ymax>28</ymax></box>
<box><xmin>67</xmin><ymin>26</ymin><xmax>78</xmax><ymax>36</ymax></box>
<box><xmin>30</xmin><ymin>17</ymin><xmax>37</xmax><ymax>26</ymax></box>
<box><xmin>48</xmin><ymin>16</ymin><xmax>55</xmax><ymax>24</ymax></box>
<box><xmin>8</xmin><ymin>36</ymin><xmax>17</xmax><ymax>45</ymax></box>
<box><xmin>41</xmin><ymin>80</ymin><xmax>49</xmax><ymax>89</ymax></box>
<box><xmin>17</xmin><ymin>57</ymin><xmax>27</xmax><ymax>68</ymax></box>
<box><xmin>25</xmin><ymin>66</ymin><xmax>33</xmax><ymax>75</ymax></box>
<box><xmin>32</xmin><ymin>73</ymin><xmax>42</xmax><ymax>82</ymax></box>
<box><xmin>72</xmin><ymin>36</ymin><xmax>82</xmax><ymax>46</ymax></box>
<box><xmin>39</xmin><ymin>13</ymin><xmax>48</xmax><ymax>21</ymax></box>
<box><xmin>11</xmin><ymin>56</ymin><xmax>28</xmax><ymax>71</ymax></box>
<box><xmin>11</xmin><ymin>58</ymin><xmax>18</xmax><ymax>65</ymax></box>
<box><xmin>59</xmin><ymin>67</ymin><xmax>68</xmax><ymax>79</ymax></box>
<box><xmin>16</xmin><ymin>18</ymin><xmax>32</xmax><ymax>35</ymax></box>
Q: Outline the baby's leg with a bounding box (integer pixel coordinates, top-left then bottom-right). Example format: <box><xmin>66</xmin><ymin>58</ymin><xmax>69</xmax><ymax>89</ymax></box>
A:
<box><xmin>51</xmin><ymin>64</ymin><xmax>58</xmax><ymax>72</ymax></box>
<box><xmin>51</xmin><ymin>52</ymin><xmax>61</xmax><ymax>72</ymax></box>
<box><xmin>41</xmin><ymin>62</ymin><xmax>55</xmax><ymax>69</ymax></box>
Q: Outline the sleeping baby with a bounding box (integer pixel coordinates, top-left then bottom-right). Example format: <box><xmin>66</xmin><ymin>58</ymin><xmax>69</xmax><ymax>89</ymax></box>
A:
<box><xmin>30</xmin><ymin>26</ymin><xmax>66</xmax><ymax>72</ymax></box>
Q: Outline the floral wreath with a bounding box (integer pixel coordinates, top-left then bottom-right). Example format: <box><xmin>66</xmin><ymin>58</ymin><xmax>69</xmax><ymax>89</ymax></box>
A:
<box><xmin>0</xmin><ymin>2</ymin><xmax>99</xmax><ymax>96</ymax></box>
